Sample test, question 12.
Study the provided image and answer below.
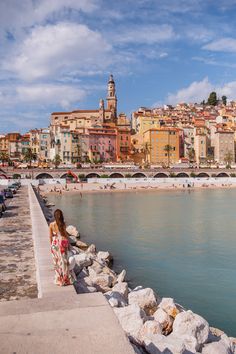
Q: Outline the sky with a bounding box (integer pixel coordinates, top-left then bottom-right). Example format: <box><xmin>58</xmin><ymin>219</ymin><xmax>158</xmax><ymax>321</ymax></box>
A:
<box><xmin>1</xmin><ymin>0</ymin><xmax>236</xmax><ymax>132</ymax></box>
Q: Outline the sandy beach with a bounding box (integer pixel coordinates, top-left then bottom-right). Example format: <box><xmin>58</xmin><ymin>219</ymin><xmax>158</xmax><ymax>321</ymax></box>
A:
<box><xmin>39</xmin><ymin>178</ymin><xmax>236</xmax><ymax>197</ymax></box>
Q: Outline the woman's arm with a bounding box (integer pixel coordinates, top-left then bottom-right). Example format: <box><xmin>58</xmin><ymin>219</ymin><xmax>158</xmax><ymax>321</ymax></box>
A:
<box><xmin>49</xmin><ymin>223</ymin><xmax>53</xmax><ymax>244</ymax></box>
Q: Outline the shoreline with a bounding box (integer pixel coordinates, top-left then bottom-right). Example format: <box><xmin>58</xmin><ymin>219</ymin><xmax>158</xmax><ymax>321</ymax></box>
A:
<box><xmin>40</xmin><ymin>181</ymin><xmax>236</xmax><ymax>197</ymax></box>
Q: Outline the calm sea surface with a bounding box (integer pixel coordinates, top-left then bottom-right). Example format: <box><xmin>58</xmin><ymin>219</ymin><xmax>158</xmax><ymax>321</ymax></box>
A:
<box><xmin>48</xmin><ymin>189</ymin><xmax>236</xmax><ymax>336</ymax></box>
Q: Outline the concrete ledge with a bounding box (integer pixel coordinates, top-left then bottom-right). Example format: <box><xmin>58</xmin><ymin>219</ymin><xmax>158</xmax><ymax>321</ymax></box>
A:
<box><xmin>28</xmin><ymin>184</ymin><xmax>76</xmax><ymax>298</ymax></box>
<box><xmin>23</xmin><ymin>184</ymin><xmax>134</xmax><ymax>354</ymax></box>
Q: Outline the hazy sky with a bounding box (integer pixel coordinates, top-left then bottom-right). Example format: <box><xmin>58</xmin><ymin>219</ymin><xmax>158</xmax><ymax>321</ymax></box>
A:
<box><xmin>1</xmin><ymin>0</ymin><xmax>236</xmax><ymax>132</ymax></box>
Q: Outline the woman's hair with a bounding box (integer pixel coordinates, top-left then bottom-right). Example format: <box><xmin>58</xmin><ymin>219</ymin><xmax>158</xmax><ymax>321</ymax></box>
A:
<box><xmin>54</xmin><ymin>209</ymin><xmax>67</xmax><ymax>237</ymax></box>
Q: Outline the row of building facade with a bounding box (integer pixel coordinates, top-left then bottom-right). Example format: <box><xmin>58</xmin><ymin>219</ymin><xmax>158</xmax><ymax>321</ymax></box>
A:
<box><xmin>1</xmin><ymin>75</ymin><xmax>236</xmax><ymax>167</ymax></box>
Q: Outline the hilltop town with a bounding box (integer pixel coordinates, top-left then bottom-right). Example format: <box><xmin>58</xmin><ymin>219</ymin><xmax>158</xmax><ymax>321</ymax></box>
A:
<box><xmin>0</xmin><ymin>76</ymin><xmax>236</xmax><ymax>169</ymax></box>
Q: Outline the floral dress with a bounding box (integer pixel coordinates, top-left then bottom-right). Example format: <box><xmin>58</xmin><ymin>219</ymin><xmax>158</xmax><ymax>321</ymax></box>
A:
<box><xmin>50</xmin><ymin>223</ymin><xmax>74</xmax><ymax>286</ymax></box>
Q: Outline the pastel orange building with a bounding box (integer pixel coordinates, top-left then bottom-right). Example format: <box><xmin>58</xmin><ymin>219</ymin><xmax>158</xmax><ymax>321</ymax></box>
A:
<box><xmin>143</xmin><ymin>128</ymin><xmax>180</xmax><ymax>165</ymax></box>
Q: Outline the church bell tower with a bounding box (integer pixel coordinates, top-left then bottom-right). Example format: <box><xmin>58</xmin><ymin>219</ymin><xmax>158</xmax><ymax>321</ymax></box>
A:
<box><xmin>106</xmin><ymin>74</ymin><xmax>117</xmax><ymax>121</ymax></box>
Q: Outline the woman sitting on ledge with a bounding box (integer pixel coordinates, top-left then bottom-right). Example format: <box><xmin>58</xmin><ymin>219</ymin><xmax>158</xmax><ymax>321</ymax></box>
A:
<box><xmin>49</xmin><ymin>209</ymin><xmax>74</xmax><ymax>286</ymax></box>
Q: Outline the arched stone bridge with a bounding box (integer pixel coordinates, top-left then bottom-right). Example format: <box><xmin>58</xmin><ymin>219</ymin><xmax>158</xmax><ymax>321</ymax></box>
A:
<box><xmin>2</xmin><ymin>168</ymin><xmax>236</xmax><ymax>180</ymax></box>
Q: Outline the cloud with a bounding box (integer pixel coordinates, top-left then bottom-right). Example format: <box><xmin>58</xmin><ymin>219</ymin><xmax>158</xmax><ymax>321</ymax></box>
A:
<box><xmin>113</xmin><ymin>24</ymin><xmax>175</xmax><ymax>45</ymax></box>
<box><xmin>0</xmin><ymin>0</ymin><xmax>97</xmax><ymax>37</ymax></box>
<box><xmin>4</xmin><ymin>23</ymin><xmax>112</xmax><ymax>81</ymax></box>
<box><xmin>166</xmin><ymin>77</ymin><xmax>236</xmax><ymax>105</ymax></box>
<box><xmin>16</xmin><ymin>84</ymin><xmax>86</xmax><ymax>109</ymax></box>
<box><xmin>0</xmin><ymin>82</ymin><xmax>87</xmax><ymax>132</ymax></box>
<box><xmin>203</xmin><ymin>37</ymin><xmax>236</xmax><ymax>52</ymax></box>
<box><xmin>192</xmin><ymin>56</ymin><xmax>236</xmax><ymax>68</ymax></box>
<box><xmin>185</xmin><ymin>26</ymin><xmax>214</xmax><ymax>43</ymax></box>
<box><xmin>166</xmin><ymin>78</ymin><xmax>213</xmax><ymax>104</ymax></box>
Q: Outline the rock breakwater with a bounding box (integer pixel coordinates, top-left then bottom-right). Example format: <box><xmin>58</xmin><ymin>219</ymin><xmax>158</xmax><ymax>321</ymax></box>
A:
<box><xmin>67</xmin><ymin>226</ymin><xmax>236</xmax><ymax>354</ymax></box>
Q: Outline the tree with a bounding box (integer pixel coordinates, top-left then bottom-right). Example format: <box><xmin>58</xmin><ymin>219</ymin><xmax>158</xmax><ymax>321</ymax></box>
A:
<box><xmin>23</xmin><ymin>148</ymin><xmax>37</xmax><ymax>168</ymax></box>
<box><xmin>222</xmin><ymin>95</ymin><xmax>227</xmax><ymax>106</ymax></box>
<box><xmin>164</xmin><ymin>144</ymin><xmax>173</xmax><ymax>167</ymax></box>
<box><xmin>53</xmin><ymin>154</ymin><xmax>62</xmax><ymax>169</ymax></box>
<box><xmin>224</xmin><ymin>151</ymin><xmax>233</xmax><ymax>168</ymax></box>
<box><xmin>142</xmin><ymin>142</ymin><xmax>152</xmax><ymax>164</ymax></box>
<box><xmin>207</xmin><ymin>91</ymin><xmax>218</xmax><ymax>106</ymax></box>
<box><xmin>0</xmin><ymin>152</ymin><xmax>9</xmax><ymax>167</ymax></box>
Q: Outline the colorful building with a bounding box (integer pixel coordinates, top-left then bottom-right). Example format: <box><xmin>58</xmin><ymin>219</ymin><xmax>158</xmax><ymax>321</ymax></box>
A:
<box><xmin>143</xmin><ymin>128</ymin><xmax>180</xmax><ymax>165</ymax></box>
<box><xmin>214</xmin><ymin>129</ymin><xmax>235</xmax><ymax>164</ymax></box>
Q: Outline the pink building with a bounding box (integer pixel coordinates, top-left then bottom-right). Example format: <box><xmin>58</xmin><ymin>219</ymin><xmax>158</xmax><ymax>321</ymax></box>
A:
<box><xmin>88</xmin><ymin>127</ymin><xmax>117</xmax><ymax>162</ymax></box>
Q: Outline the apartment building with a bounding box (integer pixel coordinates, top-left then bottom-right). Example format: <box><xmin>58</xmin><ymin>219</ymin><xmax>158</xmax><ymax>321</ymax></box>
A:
<box><xmin>143</xmin><ymin>128</ymin><xmax>180</xmax><ymax>165</ymax></box>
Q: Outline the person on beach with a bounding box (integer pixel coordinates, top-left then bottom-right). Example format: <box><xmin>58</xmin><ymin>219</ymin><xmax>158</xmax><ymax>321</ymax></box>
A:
<box><xmin>49</xmin><ymin>209</ymin><xmax>74</xmax><ymax>286</ymax></box>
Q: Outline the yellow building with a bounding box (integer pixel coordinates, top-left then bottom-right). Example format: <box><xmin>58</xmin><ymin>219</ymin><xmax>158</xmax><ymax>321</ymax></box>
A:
<box><xmin>131</xmin><ymin>111</ymin><xmax>162</xmax><ymax>151</ymax></box>
<box><xmin>143</xmin><ymin>128</ymin><xmax>180</xmax><ymax>165</ymax></box>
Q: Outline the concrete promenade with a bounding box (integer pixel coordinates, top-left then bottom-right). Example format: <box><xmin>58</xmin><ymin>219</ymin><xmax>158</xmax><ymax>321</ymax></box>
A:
<box><xmin>0</xmin><ymin>186</ymin><xmax>37</xmax><ymax>301</ymax></box>
<box><xmin>0</xmin><ymin>185</ymin><xmax>134</xmax><ymax>354</ymax></box>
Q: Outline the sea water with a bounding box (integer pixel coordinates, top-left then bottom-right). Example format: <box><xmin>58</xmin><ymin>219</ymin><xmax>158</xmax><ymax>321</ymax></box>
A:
<box><xmin>48</xmin><ymin>188</ymin><xmax>236</xmax><ymax>336</ymax></box>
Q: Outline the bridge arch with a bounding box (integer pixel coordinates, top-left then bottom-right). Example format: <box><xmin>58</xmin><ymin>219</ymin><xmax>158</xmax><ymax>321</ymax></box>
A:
<box><xmin>176</xmin><ymin>172</ymin><xmax>190</xmax><ymax>178</ymax></box>
<box><xmin>36</xmin><ymin>173</ymin><xmax>53</xmax><ymax>179</ymax></box>
<box><xmin>216</xmin><ymin>172</ymin><xmax>229</xmax><ymax>178</ymax></box>
<box><xmin>0</xmin><ymin>174</ymin><xmax>8</xmax><ymax>179</ymax></box>
<box><xmin>60</xmin><ymin>173</ymin><xmax>68</xmax><ymax>179</ymax></box>
<box><xmin>154</xmin><ymin>173</ymin><xmax>168</xmax><ymax>178</ymax></box>
<box><xmin>132</xmin><ymin>172</ymin><xmax>147</xmax><ymax>178</ymax></box>
<box><xmin>109</xmin><ymin>172</ymin><xmax>125</xmax><ymax>178</ymax></box>
<box><xmin>86</xmin><ymin>173</ymin><xmax>100</xmax><ymax>179</ymax></box>
<box><xmin>196</xmin><ymin>172</ymin><xmax>210</xmax><ymax>178</ymax></box>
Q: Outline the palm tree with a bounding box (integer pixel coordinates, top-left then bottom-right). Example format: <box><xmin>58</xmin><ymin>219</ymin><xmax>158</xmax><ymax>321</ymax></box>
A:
<box><xmin>53</xmin><ymin>154</ymin><xmax>62</xmax><ymax>169</ymax></box>
<box><xmin>0</xmin><ymin>152</ymin><xmax>9</xmax><ymax>167</ymax></box>
<box><xmin>224</xmin><ymin>151</ymin><xmax>233</xmax><ymax>168</ymax></box>
<box><xmin>142</xmin><ymin>142</ymin><xmax>152</xmax><ymax>165</ymax></box>
<box><xmin>23</xmin><ymin>148</ymin><xmax>37</xmax><ymax>168</ymax></box>
<box><xmin>164</xmin><ymin>144</ymin><xmax>173</xmax><ymax>167</ymax></box>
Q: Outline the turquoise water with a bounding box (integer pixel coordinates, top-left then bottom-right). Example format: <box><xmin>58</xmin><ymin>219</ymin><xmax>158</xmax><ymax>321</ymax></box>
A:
<box><xmin>48</xmin><ymin>189</ymin><xmax>236</xmax><ymax>336</ymax></box>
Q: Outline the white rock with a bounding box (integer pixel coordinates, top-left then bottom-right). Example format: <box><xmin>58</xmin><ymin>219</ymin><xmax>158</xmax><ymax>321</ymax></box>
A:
<box><xmin>90</xmin><ymin>274</ymin><xmax>113</xmax><ymax>292</ymax></box>
<box><xmin>68</xmin><ymin>246</ymin><xmax>80</xmax><ymax>255</ymax></box>
<box><xmin>133</xmin><ymin>286</ymin><xmax>143</xmax><ymax>291</ymax></box>
<box><xmin>170</xmin><ymin>333</ymin><xmax>198</xmax><ymax>353</ymax></box>
<box><xmin>86</xmin><ymin>244</ymin><xmax>96</xmax><ymax>254</ymax></box>
<box><xmin>97</xmin><ymin>251</ymin><xmax>111</xmax><ymax>263</ymax></box>
<box><xmin>108</xmin><ymin>297</ymin><xmax>119</xmax><ymax>307</ymax></box>
<box><xmin>66</xmin><ymin>225</ymin><xmax>79</xmax><ymax>237</ymax></box>
<box><xmin>68</xmin><ymin>255</ymin><xmax>76</xmax><ymax>270</ymax></box>
<box><xmin>153</xmin><ymin>308</ymin><xmax>173</xmax><ymax>335</ymax></box>
<box><xmin>128</xmin><ymin>287</ymin><xmax>159</xmax><ymax>315</ymax></box>
<box><xmin>88</xmin><ymin>263</ymin><xmax>103</xmax><ymax>276</ymax></box>
<box><xmin>172</xmin><ymin>310</ymin><xmax>209</xmax><ymax>351</ymax></box>
<box><xmin>202</xmin><ymin>339</ymin><xmax>232</xmax><ymax>354</ymax></box>
<box><xmin>116</xmin><ymin>269</ymin><xmax>126</xmax><ymax>283</ymax></box>
<box><xmin>158</xmin><ymin>297</ymin><xmax>180</xmax><ymax>318</ymax></box>
<box><xmin>221</xmin><ymin>334</ymin><xmax>236</xmax><ymax>353</ymax></box>
<box><xmin>104</xmin><ymin>290</ymin><xmax>127</xmax><ymax>307</ymax></box>
<box><xmin>100</xmin><ymin>265</ymin><xmax>117</xmax><ymax>285</ymax></box>
<box><xmin>138</xmin><ymin>320</ymin><xmax>162</xmax><ymax>343</ymax></box>
<box><xmin>76</xmin><ymin>240</ymin><xmax>88</xmax><ymax>250</ymax></box>
<box><xmin>74</xmin><ymin>279</ymin><xmax>97</xmax><ymax>294</ymax></box>
<box><xmin>113</xmin><ymin>304</ymin><xmax>147</xmax><ymax>341</ymax></box>
<box><xmin>74</xmin><ymin>253</ymin><xmax>92</xmax><ymax>268</ymax></box>
<box><xmin>144</xmin><ymin>334</ymin><xmax>186</xmax><ymax>354</ymax></box>
<box><xmin>112</xmin><ymin>282</ymin><xmax>129</xmax><ymax>300</ymax></box>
